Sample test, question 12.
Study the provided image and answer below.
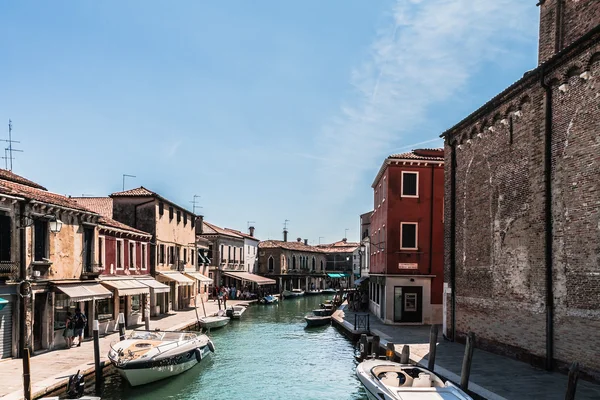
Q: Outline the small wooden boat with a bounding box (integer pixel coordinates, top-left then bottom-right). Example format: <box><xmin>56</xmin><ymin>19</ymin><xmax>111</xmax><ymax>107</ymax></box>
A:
<box><xmin>304</xmin><ymin>289</ymin><xmax>322</xmax><ymax>295</ymax></box>
<box><xmin>226</xmin><ymin>304</ymin><xmax>248</xmax><ymax>319</ymax></box>
<box><xmin>262</xmin><ymin>295</ymin><xmax>278</xmax><ymax>304</ymax></box>
<box><xmin>282</xmin><ymin>289</ymin><xmax>305</xmax><ymax>298</ymax></box>
<box><xmin>321</xmin><ymin>288</ymin><xmax>336</xmax><ymax>294</ymax></box>
<box><xmin>356</xmin><ymin>359</ymin><xmax>473</xmax><ymax>400</ymax></box>
<box><xmin>199</xmin><ymin>315</ymin><xmax>230</xmax><ymax>330</ymax></box>
<box><xmin>313</xmin><ymin>308</ymin><xmax>334</xmax><ymax>316</ymax></box>
<box><xmin>108</xmin><ymin>330</ymin><xmax>214</xmax><ymax>387</ymax></box>
<box><xmin>305</xmin><ymin>315</ymin><xmax>332</xmax><ymax>327</ymax></box>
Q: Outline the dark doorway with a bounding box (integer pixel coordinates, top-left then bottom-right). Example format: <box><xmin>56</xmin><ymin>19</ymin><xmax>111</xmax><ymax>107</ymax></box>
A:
<box><xmin>0</xmin><ymin>214</ymin><xmax>11</xmax><ymax>262</ymax></box>
<box><xmin>33</xmin><ymin>293</ymin><xmax>47</xmax><ymax>351</ymax></box>
<box><xmin>393</xmin><ymin>286</ymin><xmax>423</xmax><ymax>323</ymax></box>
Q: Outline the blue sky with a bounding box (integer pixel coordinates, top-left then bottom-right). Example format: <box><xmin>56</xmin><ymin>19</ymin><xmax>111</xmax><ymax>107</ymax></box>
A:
<box><xmin>0</xmin><ymin>1</ymin><xmax>539</xmax><ymax>243</ymax></box>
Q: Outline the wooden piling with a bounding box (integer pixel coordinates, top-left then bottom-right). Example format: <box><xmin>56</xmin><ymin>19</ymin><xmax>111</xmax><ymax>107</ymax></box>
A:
<box><xmin>93</xmin><ymin>320</ymin><xmax>103</xmax><ymax>395</ymax></box>
<box><xmin>118</xmin><ymin>313</ymin><xmax>126</xmax><ymax>341</ymax></box>
<box><xmin>460</xmin><ymin>332</ymin><xmax>476</xmax><ymax>391</ymax></box>
<box><xmin>372</xmin><ymin>335</ymin><xmax>380</xmax><ymax>358</ymax></box>
<box><xmin>359</xmin><ymin>334</ymin><xmax>368</xmax><ymax>361</ymax></box>
<box><xmin>565</xmin><ymin>362</ymin><xmax>579</xmax><ymax>400</ymax></box>
<box><xmin>22</xmin><ymin>347</ymin><xmax>31</xmax><ymax>400</ymax></box>
<box><xmin>428</xmin><ymin>324</ymin><xmax>439</xmax><ymax>371</ymax></box>
<box><xmin>400</xmin><ymin>345</ymin><xmax>410</xmax><ymax>364</ymax></box>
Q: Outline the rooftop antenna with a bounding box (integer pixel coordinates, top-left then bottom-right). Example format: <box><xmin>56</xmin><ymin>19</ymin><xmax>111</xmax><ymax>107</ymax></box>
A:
<box><xmin>122</xmin><ymin>174</ymin><xmax>136</xmax><ymax>191</ymax></box>
<box><xmin>247</xmin><ymin>221</ymin><xmax>256</xmax><ymax>229</ymax></box>
<box><xmin>319</xmin><ymin>236</ymin><xmax>324</xmax><ymax>245</ymax></box>
<box><xmin>284</xmin><ymin>219</ymin><xmax>290</xmax><ymax>230</ymax></box>
<box><xmin>344</xmin><ymin>228</ymin><xmax>349</xmax><ymax>239</ymax></box>
<box><xmin>1</xmin><ymin>120</ymin><xmax>23</xmax><ymax>171</ymax></box>
<box><xmin>190</xmin><ymin>195</ymin><xmax>202</xmax><ymax>215</ymax></box>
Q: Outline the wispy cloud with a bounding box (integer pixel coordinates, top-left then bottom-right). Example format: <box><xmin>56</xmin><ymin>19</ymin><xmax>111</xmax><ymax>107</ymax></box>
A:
<box><xmin>315</xmin><ymin>0</ymin><xmax>535</xmax><ymax>201</ymax></box>
<box><xmin>166</xmin><ymin>140</ymin><xmax>182</xmax><ymax>158</ymax></box>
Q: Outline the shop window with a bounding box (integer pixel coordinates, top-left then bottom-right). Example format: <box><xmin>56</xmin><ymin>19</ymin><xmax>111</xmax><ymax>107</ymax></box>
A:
<box><xmin>96</xmin><ymin>298</ymin><xmax>113</xmax><ymax>321</ymax></box>
<box><xmin>34</xmin><ymin>219</ymin><xmax>48</xmax><ymax>261</ymax></box>
<box><xmin>54</xmin><ymin>293</ymin><xmax>75</xmax><ymax>330</ymax></box>
<box><xmin>116</xmin><ymin>240</ymin><xmax>124</xmax><ymax>269</ymax></box>
<box><xmin>400</xmin><ymin>223</ymin><xmax>418</xmax><ymax>250</ymax></box>
<box><xmin>131</xmin><ymin>295</ymin><xmax>141</xmax><ymax>315</ymax></box>
<box><xmin>401</xmin><ymin>171</ymin><xmax>419</xmax><ymax>197</ymax></box>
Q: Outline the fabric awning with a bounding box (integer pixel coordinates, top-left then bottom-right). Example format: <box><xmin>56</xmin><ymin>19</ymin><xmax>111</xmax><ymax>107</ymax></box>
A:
<box><xmin>222</xmin><ymin>271</ymin><xmax>276</xmax><ymax>286</ymax></box>
<box><xmin>100</xmin><ymin>279</ymin><xmax>150</xmax><ymax>296</ymax></box>
<box><xmin>139</xmin><ymin>278</ymin><xmax>170</xmax><ymax>294</ymax></box>
<box><xmin>55</xmin><ymin>283</ymin><xmax>113</xmax><ymax>302</ymax></box>
<box><xmin>0</xmin><ymin>297</ymin><xmax>7</xmax><ymax>311</ymax></box>
<box><xmin>157</xmin><ymin>272</ymin><xmax>194</xmax><ymax>286</ymax></box>
<box><xmin>185</xmin><ymin>272</ymin><xmax>213</xmax><ymax>284</ymax></box>
<box><xmin>354</xmin><ymin>276</ymin><xmax>369</xmax><ymax>285</ymax></box>
<box><xmin>327</xmin><ymin>273</ymin><xmax>342</xmax><ymax>278</ymax></box>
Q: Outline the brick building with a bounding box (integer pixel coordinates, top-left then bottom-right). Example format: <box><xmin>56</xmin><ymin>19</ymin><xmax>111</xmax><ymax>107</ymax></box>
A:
<box><xmin>443</xmin><ymin>0</ymin><xmax>600</xmax><ymax>379</ymax></box>
<box><xmin>370</xmin><ymin>149</ymin><xmax>444</xmax><ymax>325</ymax></box>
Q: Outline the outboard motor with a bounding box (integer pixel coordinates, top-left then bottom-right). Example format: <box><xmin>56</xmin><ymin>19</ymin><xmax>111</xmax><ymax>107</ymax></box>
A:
<box><xmin>226</xmin><ymin>308</ymin><xmax>234</xmax><ymax>318</ymax></box>
<box><xmin>66</xmin><ymin>370</ymin><xmax>85</xmax><ymax>399</ymax></box>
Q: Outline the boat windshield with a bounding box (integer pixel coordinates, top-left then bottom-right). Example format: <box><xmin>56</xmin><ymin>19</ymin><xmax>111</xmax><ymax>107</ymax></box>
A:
<box><xmin>129</xmin><ymin>331</ymin><xmax>165</xmax><ymax>341</ymax></box>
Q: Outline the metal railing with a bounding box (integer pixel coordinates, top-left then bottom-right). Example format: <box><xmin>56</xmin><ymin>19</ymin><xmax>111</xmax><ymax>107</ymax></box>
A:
<box><xmin>354</xmin><ymin>313</ymin><xmax>370</xmax><ymax>332</ymax></box>
<box><xmin>0</xmin><ymin>261</ymin><xmax>18</xmax><ymax>280</ymax></box>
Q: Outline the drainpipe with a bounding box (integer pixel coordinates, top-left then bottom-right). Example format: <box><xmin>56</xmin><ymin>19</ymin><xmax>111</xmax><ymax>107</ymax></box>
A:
<box><xmin>428</xmin><ymin>164</ymin><xmax>435</xmax><ymax>275</ymax></box>
<box><xmin>450</xmin><ymin>143</ymin><xmax>457</xmax><ymax>341</ymax></box>
<box><xmin>541</xmin><ymin>68</ymin><xmax>554</xmax><ymax>371</ymax></box>
<box><xmin>18</xmin><ymin>201</ymin><xmax>28</xmax><ymax>358</ymax></box>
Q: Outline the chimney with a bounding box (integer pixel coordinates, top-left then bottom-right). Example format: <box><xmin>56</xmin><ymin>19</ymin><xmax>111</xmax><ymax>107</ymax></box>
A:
<box><xmin>342</xmin><ymin>238</ymin><xmax>347</xmax><ymax>243</ymax></box>
<box><xmin>249</xmin><ymin>226</ymin><xmax>255</xmax><ymax>237</ymax></box>
<box><xmin>297</xmin><ymin>237</ymin><xmax>302</xmax><ymax>242</ymax></box>
<box><xmin>283</xmin><ymin>229</ymin><xmax>288</xmax><ymax>242</ymax></box>
<box><xmin>195</xmin><ymin>215</ymin><xmax>204</xmax><ymax>235</ymax></box>
<box><xmin>304</xmin><ymin>239</ymin><xmax>308</xmax><ymax>245</ymax></box>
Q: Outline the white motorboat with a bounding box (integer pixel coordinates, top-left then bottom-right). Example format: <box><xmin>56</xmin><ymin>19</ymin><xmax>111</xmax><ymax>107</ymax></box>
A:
<box><xmin>356</xmin><ymin>359</ymin><xmax>473</xmax><ymax>400</ymax></box>
<box><xmin>304</xmin><ymin>289</ymin><xmax>322</xmax><ymax>295</ymax></box>
<box><xmin>108</xmin><ymin>330</ymin><xmax>215</xmax><ymax>387</ymax></box>
<box><xmin>321</xmin><ymin>288</ymin><xmax>337</xmax><ymax>294</ymax></box>
<box><xmin>226</xmin><ymin>304</ymin><xmax>248</xmax><ymax>319</ymax></box>
<box><xmin>199</xmin><ymin>315</ymin><xmax>230</xmax><ymax>330</ymax></box>
<box><xmin>282</xmin><ymin>289</ymin><xmax>305</xmax><ymax>298</ymax></box>
<box><xmin>262</xmin><ymin>295</ymin><xmax>278</xmax><ymax>304</ymax></box>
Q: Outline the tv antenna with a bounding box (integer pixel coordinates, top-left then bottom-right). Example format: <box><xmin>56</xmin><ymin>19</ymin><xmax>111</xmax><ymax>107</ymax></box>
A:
<box><xmin>2</xmin><ymin>120</ymin><xmax>23</xmax><ymax>171</ymax></box>
<box><xmin>247</xmin><ymin>221</ymin><xmax>256</xmax><ymax>229</ymax></box>
<box><xmin>190</xmin><ymin>195</ymin><xmax>202</xmax><ymax>214</ymax></box>
<box><xmin>344</xmin><ymin>228</ymin><xmax>349</xmax><ymax>239</ymax></box>
<box><xmin>122</xmin><ymin>174</ymin><xmax>136</xmax><ymax>191</ymax></box>
<box><xmin>318</xmin><ymin>236</ymin><xmax>324</xmax><ymax>245</ymax></box>
<box><xmin>284</xmin><ymin>220</ymin><xmax>290</xmax><ymax>230</ymax></box>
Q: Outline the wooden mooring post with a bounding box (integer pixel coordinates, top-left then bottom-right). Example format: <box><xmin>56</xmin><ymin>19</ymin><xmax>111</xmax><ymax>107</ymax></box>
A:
<box><xmin>400</xmin><ymin>345</ymin><xmax>410</xmax><ymax>364</ymax></box>
<box><xmin>93</xmin><ymin>320</ymin><xmax>103</xmax><ymax>395</ymax></box>
<box><xmin>565</xmin><ymin>362</ymin><xmax>579</xmax><ymax>400</ymax></box>
<box><xmin>22</xmin><ymin>347</ymin><xmax>31</xmax><ymax>400</ymax></box>
<box><xmin>359</xmin><ymin>334</ymin><xmax>368</xmax><ymax>360</ymax></box>
<box><xmin>371</xmin><ymin>335</ymin><xmax>380</xmax><ymax>358</ymax></box>
<box><xmin>428</xmin><ymin>324</ymin><xmax>439</xmax><ymax>371</ymax></box>
<box><xmin>460</xmin><ymin>332</ymin><xmax>476</xmax><ymax>391</ymax></box>
<box><xmin>118</xmin><ymin>313</ymin><xmax>126</xmax><ymax>341</ymax></box>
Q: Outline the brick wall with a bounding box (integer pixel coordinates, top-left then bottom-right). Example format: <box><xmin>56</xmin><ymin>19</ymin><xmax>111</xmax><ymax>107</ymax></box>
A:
<box><xmin>444</xmin><ymin>29</ymin><xmax>600</xmax><ymax>379</ymax></box>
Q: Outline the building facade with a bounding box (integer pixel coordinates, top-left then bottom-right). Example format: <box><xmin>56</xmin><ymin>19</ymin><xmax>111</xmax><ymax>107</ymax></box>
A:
<box><xmin>442</xmin><ymin>1</ymin><xmax>600</xmax><ymax>379</ymax></box>
<box><xmin>317</xmin><ymin>239</ymin><xmax>360</xmax><ymax>288</ymax></box>
<box><xmin>359</xmin><ymin>211</ymin><xmax>373</xmax><ymax>279</ymax></box>
<box><xmin>370</xmin><ymin>149</ymin><xmax>444</xmax><ymax>325</ymax></box>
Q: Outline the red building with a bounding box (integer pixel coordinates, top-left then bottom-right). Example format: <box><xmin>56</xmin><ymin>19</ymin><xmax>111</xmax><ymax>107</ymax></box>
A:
<box><xmin>369</xmin><ymin>148</ymin><xmax>444</xmax><ymax>324</ymax></box>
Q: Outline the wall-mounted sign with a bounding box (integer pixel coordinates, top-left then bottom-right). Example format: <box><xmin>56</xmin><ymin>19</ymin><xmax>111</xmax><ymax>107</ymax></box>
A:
<box><xmin>398</xmin><ymin>263</ymin><xmax>418</xmax><ymax>270</ymax></box>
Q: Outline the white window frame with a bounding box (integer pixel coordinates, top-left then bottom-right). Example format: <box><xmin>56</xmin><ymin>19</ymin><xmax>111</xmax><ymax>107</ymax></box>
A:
<box><xmin>382</xmin><ymin>176</ymin><xmax>386</xmax><ymax>202</ymax></box>
<box><xmin>400</xmin><ymin>222</ymin><xmax>419</xmax><ymax>251</ymax></box>
<box><xmin>116</xmin><ymin>239</ymin><xmax>125</xmax><ymax>270</ymax></box>
<box><xmin>141</xmin><ymin>243</ymin><xmax>147</xmax><ymax>270</ymax></box>
<box><xmin>98</xmin><ymin>236</ymin><xmax>106</xmax><ymax>270</ymax></box>
<box><xmin>401</xmin><ymin>171</ymin><xmax>419</xmax><ymax>198</ymax></box>
<box><xmin>129</xmin><ymin>241</ymin><xmax>136</xmax><ymax>270</ymax></box>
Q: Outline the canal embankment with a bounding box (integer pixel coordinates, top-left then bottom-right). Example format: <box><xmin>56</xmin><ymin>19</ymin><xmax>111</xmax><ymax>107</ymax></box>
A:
<box><xmin>0</xmin><ymin>299</ymin><xmax>251</xmax><ymax>400</ymax></box>
<box><xmin>332</xmin><ymin>303</ymin><xmax>600</xmax><ymax>400</ymax></box>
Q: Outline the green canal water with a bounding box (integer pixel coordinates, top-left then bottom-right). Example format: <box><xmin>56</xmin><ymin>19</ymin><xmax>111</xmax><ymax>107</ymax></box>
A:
<box><xmin>100</xmin><ymin>295</ymin><xmax>367</xmax><ymax>400</ymax></box>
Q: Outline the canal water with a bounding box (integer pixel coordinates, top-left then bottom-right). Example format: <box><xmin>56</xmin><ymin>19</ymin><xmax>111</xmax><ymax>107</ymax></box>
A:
<box><xmin>100</xmin><ymin>295</ymin><xmax>366</xmax><ymax>400</ymax></box>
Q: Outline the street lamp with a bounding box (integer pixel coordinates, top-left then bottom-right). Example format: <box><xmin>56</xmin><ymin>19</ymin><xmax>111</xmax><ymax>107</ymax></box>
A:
<box><xmin>49</xmin><ymin>218</ymin><xmax>63</xmax><ymax>233</ymax></box>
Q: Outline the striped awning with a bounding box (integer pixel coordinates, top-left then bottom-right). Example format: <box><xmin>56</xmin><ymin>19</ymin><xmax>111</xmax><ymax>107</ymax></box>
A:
<box><xmin>223</xmin><ymin>271</ymin><xmax>276</xmax><ymax>286</ymax></box>
<box><xmin>139</xmin><ymin>278</ymin><xmax>170</xmax><ymax>294</ymax></box>
<box><xmin>100</xmin><ymin>279</ymin><xmax>150</xmax><ymax>297</ymax></box>
<box><xmin>55</xmin><ymin>283</ymin><xmax>113</xmax><ymax>302</ymax></box>
<box><xmin>157</xmin><ymin>272</ymin><xmax>194</xmax><ymax>286</ymax></box>
<box><xmin>184</xmin><ymin>272</ymin><xmax>213</xmax><ymax>284</ymax></box>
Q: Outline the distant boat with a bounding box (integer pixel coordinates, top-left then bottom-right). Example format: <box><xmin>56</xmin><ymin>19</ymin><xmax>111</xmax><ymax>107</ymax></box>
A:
<box><xmin>226</xmin><ymin>304</ymin><xmax>248</xmax><ymax>319</ymax></box>
<box><xmin>356</xmin><ymin>359</ymin><xmax>473</xmax><ymax>400</ymax></box>
<box><xmin>198</xmin><ymin>315</ymin><xmax>230</xmax><ymax>330</ymax></box>
<box><xmin>305</xmin><ymin>315</ymin><xmax>332</xmax><ymax>327</ymax></box>
<box><xmin>321</xmin><ymin>288</ymin><xmax>336</xmax><ymax>294</ymax></box>
<box><xmin>108</xmin><ymin>330</ymin><xmax>214</xmax><ymax>387</ymax></box>
<box><xmin>312</xmin><ymin>308</ymin><xmax>334</xmax><ymax>317</ymax></box>
<box><xmin>262</xmin><ymin>295</ymin><xmax>278</xmax><ymax>304</ymax></box>
<box><xmin>304</xmin><ymin>289</ymin><xmax>322</xmax><ymax>295</ymax></box>
<box><xmin>282</xmin><ymin>289</ymin><xmax>305</xmax><ymax>298</ymax></box>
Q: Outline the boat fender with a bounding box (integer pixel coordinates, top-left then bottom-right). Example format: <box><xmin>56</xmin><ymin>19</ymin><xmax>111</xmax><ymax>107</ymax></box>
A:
<box><xmin>195</xmin><ymin>348</ymin><xmax>203</xmax><ymax>362</ymax></box>
<box><xmin>207</xmin><ymin>340</ymin><xmax>215</xmax><ymax>353</ymax></box>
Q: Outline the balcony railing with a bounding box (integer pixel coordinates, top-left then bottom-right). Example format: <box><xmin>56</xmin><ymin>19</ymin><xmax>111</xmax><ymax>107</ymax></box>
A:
<box><xmin>0</xmin><ymin>261</ymin><xmax>18</xmax><ymax>281</ymax></box>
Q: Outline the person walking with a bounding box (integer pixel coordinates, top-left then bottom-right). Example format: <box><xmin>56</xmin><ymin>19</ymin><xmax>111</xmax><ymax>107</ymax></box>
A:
<box><xmin>73</xmin><ymin>308</ymin><xmax>87</xmax><ymax>347</ymax></box>
<box><xmin>63</xmin><ymin>312</ymin><xmax>74</xmax><ymax>349</ymax></box>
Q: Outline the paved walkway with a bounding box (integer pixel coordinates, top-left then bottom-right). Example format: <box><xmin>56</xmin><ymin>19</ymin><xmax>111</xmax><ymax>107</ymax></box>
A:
<box><xmin>0</xmin><ymin>298</ymin><xmax>248</xmax><ymax>400</ymax></box>
<box><xmin>338</xmin><ymin>306</ymin><xmax>600</xmax><ymax>400</ymax></box>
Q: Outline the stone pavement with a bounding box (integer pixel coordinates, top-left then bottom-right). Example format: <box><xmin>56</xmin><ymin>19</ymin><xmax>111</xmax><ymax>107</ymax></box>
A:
<box><xmin>0</xmin><ymin>298</ymin><xmax>248</xmax><ymax>400</ymax></box>
<box><xmin>338</xmin><ymin>306</ymin><xmax>600</xmax><ymax>400</ymax></box>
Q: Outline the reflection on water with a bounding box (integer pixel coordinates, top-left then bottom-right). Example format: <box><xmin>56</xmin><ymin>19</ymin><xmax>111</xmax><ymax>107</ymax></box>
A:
<box><xmin>100</xmin><ymin>295</ymin><xmax>366</xmax><ymax>400</ymax></box>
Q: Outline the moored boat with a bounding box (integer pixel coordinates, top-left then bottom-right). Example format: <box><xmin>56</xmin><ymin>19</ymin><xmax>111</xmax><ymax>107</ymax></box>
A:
<box><xmin>356</xmin><ymin>359</ymin><xmax>473</xmax><ymax>400</ymax></box>
<box><xmin>304</xmin><ymin>289</ymin><xmax>322</xmax><ymax>295</ymax></box>
<box><xmin>282</xmin><ymin>288</ymin><xmax>305</xmax><ymax>298</ymax></box>
<box><xmin>312</xmin><ymin>308</ymin><xmax>334</xmax><ymax>316</ymax></box>
<box><xmin>108</xmin><ymin>330</ymin><xmax>215</xmax><ymax>387</ymax></box>
<box><xmin>226</xmin><ymin>304</ymin><xmax>248</xmax><ymax>319</ymax></box>
<box><xmin>304</xmin><ymin>315</ymin><xmax>332</xmax><ymax>327</ymax></box>
<box><xmin>199</xmin><ymin>315</ymin><xmax>230</xmax><ymax>330</ymax></box>
<box><xmin>262</xmin><ymin>295</ymin><xmax>278</xmax><ymax>304</ymax></box>
<box><xmin>321</xmin><ymin>288</ymin><xmax>336</xmax><ymax>294</ymax></box>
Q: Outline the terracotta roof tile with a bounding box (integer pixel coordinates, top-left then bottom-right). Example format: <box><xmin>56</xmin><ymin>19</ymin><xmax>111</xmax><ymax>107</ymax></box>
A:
<box><xmin>388</xmin><ymin>148</ymin><xmax>444</xmax><ymax>161</ymax></box>
<box><xmin>201</xmin><ymin>221</ymin><xmax>243</xmax><ymax>238</ymax></box>
<box><xmin>224</xmin><ymin>228</ymin><xmax>259</xmax><ymax>241</ymax></box>
<box><xmin>71</xmin><ymin>197</ymin><xmax>113</xmax><ymax>218</ymax></box>
<box><xmin>0</xmin><ymin>169</ymin><xmax>47</xmax><ymax>190</ymax></box>
<box><xmin>0</xmin><ymin>180</ymin><xmax>94</xmax><ymax>213</ymax></box>
<box><xmin>259</xmin><ymin>240</ymin><xmax>326</xmax><ymax>253</ymax></box>
<box><xmin>98</xmin><ymin>216</ymin><xmax>151</xmax><ymax>237</ymax></box>
<box><xmin>317</xmin><ymin>239</ymin><xmax>360</xmax><ymax>253</ymax></box>
<box><xmin>110</xmin><ymin>186</ymin><xmax>155</xmax><ymax>197</ymax></box>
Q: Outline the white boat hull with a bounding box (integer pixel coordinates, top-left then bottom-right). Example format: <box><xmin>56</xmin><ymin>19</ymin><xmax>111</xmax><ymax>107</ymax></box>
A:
<box><xmin>199</xmin><ymin>316</ymin><xmax>230</xmax><ymax>329</ymax></box>
<box><xmin>116</xmin><ymin>345</ymin><xmax>212</xmax><ymax>386</ymax></box>
<box><xmin>282</xmin><ymin>290</ymin><xmax>305</xmax><ymax>298</ymax></box>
